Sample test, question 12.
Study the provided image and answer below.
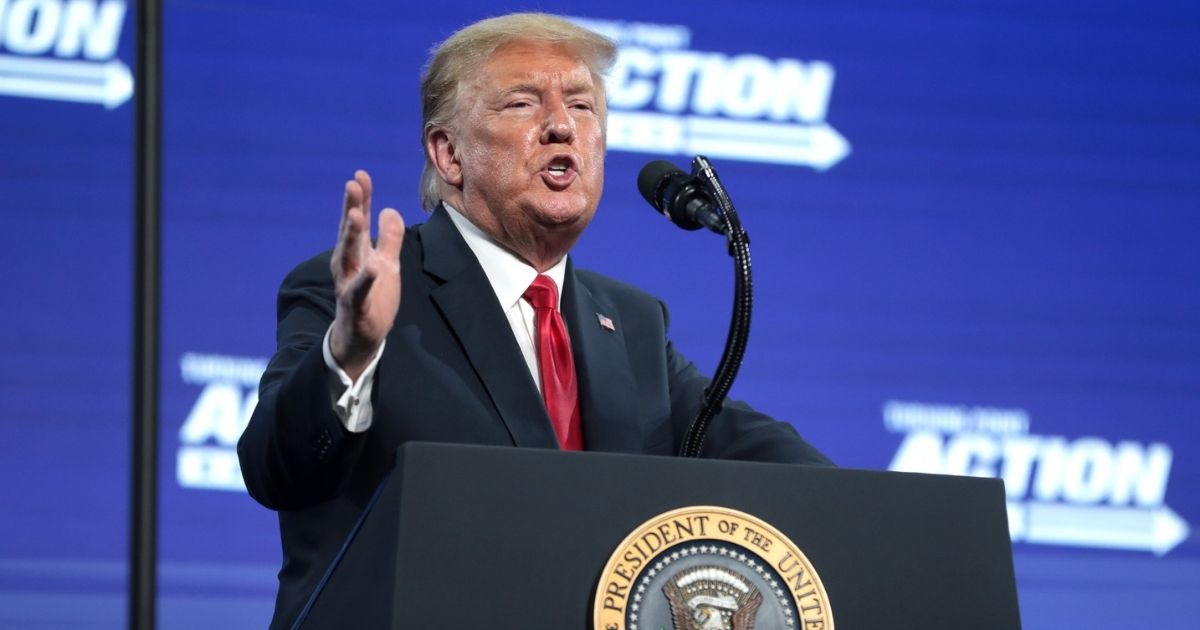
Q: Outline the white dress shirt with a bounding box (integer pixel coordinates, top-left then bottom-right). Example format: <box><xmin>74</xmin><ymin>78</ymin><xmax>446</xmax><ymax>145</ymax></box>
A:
<box><xmin>322</xmin><ymin>203</ymin><xmax>566</xmax><ymax>433</ymax></box>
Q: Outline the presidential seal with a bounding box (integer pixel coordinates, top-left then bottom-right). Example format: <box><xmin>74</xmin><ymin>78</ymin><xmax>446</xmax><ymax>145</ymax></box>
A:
<box><xmin>594</xmin><ymin>506</ymin><xmax>832</xmax><ymax>630</ymax></box>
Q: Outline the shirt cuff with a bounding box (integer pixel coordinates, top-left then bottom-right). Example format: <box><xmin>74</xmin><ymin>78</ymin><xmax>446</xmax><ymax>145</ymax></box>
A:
<box><xmin>322</xmin><ymin>326</ymin><xmax>385</xmax><ymax>433</ymax></box>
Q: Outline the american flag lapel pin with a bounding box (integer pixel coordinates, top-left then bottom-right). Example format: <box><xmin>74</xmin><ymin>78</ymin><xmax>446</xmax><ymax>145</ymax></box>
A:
<box><xmin>596</xmin><ymin>313</ymin><xmax>615</xmax><ymax>331</ymax></box>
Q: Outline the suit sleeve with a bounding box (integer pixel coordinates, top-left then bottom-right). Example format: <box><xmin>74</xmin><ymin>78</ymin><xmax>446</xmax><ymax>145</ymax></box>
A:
<box><xmin>237</xmin><ymin>253</ymin><xmax>369</xmax><ymax>510</ymax></box>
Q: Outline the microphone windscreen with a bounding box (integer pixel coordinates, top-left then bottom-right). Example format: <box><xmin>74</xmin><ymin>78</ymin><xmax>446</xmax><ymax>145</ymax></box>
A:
<box><xmin>637</xmin><ymin>160</ymin><xmax>685</xmax><ymax>209</ymax></box>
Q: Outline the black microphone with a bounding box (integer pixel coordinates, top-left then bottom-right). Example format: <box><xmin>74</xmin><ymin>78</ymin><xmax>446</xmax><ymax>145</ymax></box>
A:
<box><xmin>637</xmin><ymin>160</ymin><xmax>727</xmax><ymax>234</ymax></box>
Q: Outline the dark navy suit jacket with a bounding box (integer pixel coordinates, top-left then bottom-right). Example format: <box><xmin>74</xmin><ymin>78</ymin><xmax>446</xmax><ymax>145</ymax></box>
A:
<box><xmin>237</xmin><ymin>205</ymin><xmax>831</xmax><ymax>628</ymax></box>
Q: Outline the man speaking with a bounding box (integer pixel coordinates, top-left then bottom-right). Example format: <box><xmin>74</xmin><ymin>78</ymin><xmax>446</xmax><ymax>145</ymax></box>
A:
<box><xmin>237</xmin><ymin>12</ymin><xmax>831</xmax><ymax>628</ymax></box>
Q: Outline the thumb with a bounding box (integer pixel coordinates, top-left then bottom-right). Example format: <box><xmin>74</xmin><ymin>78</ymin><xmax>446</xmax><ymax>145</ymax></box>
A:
<box><xmin>375</xmin><ymin>208</ymin><xmax>405</xmax><ymax>268</ymax></box>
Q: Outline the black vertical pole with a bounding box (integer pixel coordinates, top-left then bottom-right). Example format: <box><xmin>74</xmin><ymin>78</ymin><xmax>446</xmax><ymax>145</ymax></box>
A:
<box><xmin>131</xmin><ymin>0</ymin><xmax>161</xmax><ymax>628</ymax></box>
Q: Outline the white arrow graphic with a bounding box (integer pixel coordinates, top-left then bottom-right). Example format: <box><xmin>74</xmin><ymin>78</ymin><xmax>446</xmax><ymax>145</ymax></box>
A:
<box><xmin>0</xmin><ymin>54</ymin><xmax>133</xmax><ymax>109</ymax></box>
<box><xmin>685</xmin><ymin>117</ymin><xmax>850</xmax><ymax>170</ymax></box>
<box><xmin>605</xmin><ymin>111</ymin><xmax>851</xmax><ymax>170</ymax></box>
<box><xmin>1011</xmin><ymin>501</ymin><xmax>1191</xmax><ymax>556</ymax></box>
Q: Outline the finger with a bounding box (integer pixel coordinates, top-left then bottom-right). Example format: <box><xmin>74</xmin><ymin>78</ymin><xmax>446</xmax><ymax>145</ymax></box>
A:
<box><xmin>336</xmin><ymin>179</ymin><xmax>353</xmax><ymax>245</ymax></box>
<box><xmin>375</xmin><ymin>208</ymin><xmax>405</xmax><ymax>269</ymax></box>
<box><xmin>355</xmin><ymin>169</ymin><xmax>373</xmax><ymax>237</ymax></box>
<box><xmin>335</xmin><ymin>178</ymin><xmax>367</xmax><ymax>273</ymax></box>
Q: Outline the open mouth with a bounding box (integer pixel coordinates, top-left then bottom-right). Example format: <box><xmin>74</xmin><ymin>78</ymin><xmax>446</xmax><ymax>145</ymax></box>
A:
<box><xmin>542</xmin><ymin>156</ymin><xmax>578</xmax><ymax>189</ymax></box>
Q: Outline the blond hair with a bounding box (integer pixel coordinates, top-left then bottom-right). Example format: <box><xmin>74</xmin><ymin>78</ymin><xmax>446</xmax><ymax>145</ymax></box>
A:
<box><xmin>418</xmin><ymin>13</ymin><xmax>617</xmax><ymax>210</ymax></box>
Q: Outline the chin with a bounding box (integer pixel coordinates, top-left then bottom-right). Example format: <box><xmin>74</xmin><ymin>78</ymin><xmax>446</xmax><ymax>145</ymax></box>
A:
<box><xmin>530</xmin><ymin>197</ymin><xmax>595</xmax><ymax>229</ymax></box>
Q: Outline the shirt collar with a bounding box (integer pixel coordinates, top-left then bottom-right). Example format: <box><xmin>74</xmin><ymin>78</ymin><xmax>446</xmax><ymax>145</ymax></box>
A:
<box><xmin>443</xmin><ymin>203</ymin><xmax>567</xmax><ymax>309</ymax></box>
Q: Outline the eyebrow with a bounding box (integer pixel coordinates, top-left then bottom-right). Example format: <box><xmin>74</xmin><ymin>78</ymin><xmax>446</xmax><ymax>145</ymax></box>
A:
<box><xmin>497</xmin><ymin>83</ymin><xmax>541</xmax><ymax>99</ymax></box>
<box><xmin>563</xmin><ymin>79</ymin><xmax>596</xmax><ymax>96</ymax></box>
<box><xmin>496</xmin><ymin>79</ymin><xmax>596</xmax><ymax>99</ymax></box>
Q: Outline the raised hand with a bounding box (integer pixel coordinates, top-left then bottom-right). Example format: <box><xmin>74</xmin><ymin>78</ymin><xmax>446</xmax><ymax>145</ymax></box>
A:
<box><xmin>328</xmin><ymin>170</ymin><xmax>405</xmax><ymax>381</ymax></box>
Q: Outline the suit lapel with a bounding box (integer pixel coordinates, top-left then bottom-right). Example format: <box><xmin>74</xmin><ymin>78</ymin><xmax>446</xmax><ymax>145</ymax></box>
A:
<box><xmin>562</xmin><ymin>263</ymin><xmax>644</xmax><ymax>453</ymax></box>
<box><xmin>421</xmin><ymin>206</ymin><xmax>559</xmax><ymax>449</ymax></box>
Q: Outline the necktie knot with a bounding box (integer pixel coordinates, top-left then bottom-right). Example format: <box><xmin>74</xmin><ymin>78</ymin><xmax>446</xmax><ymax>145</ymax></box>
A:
<box><xmin>523</xmin><ymin>275</ymin><xmax>559</xmax><ymax>311</ymax></box>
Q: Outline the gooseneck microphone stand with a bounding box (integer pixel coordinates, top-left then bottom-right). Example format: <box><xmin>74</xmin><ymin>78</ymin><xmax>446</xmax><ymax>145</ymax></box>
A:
<box><xmin>678</xmin><ymin>156</ymin><xmax>752</xmax><ymax>458</ymax></box>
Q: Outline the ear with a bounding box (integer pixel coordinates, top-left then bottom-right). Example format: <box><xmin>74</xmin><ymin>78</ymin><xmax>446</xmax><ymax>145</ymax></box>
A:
<box><xmin>426</xmin><ymin>126</ymin><xmax>463</xmax><ymax>187</ymax></box>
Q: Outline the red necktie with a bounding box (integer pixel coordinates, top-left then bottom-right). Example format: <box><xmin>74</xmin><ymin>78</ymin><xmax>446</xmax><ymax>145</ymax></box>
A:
<box><xmin>523</xmin><ymin>275</ymin><xmax>583</xmax><ymax>450</ymax></box>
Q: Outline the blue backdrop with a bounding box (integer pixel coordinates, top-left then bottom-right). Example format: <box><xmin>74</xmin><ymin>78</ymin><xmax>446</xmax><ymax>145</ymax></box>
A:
<box><xmin>1</xmin><ymin>0</ymin><xmax>1197</xmax><ymax>627</ymax></box>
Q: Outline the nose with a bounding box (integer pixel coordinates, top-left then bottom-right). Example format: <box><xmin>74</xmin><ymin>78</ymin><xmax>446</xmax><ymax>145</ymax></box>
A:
<box><xmin>540</xmin><ymin>97</ymin><xmax>575</xmax><ymax>144</ymax></box>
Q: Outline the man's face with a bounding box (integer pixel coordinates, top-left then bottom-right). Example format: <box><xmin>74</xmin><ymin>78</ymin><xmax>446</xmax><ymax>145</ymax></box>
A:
<box><xmin>444</xmin><ymin>39</ymin><xmax>605</xmax><ymax>264</ymax></box>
